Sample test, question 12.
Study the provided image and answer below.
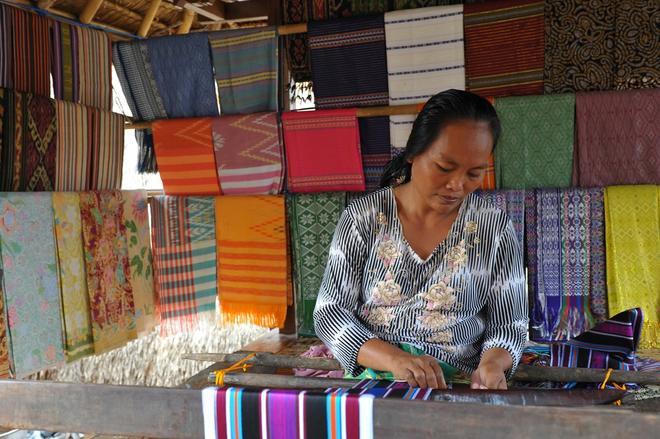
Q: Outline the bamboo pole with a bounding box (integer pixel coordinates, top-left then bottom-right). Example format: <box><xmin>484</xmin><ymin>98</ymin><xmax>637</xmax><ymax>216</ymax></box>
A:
<box><xmin>79</xmin><ymin>0</ymin><xmax>105</xmax><ymax>24</ymax></box>
<box><xmin>278</xmin><ymin>23</ymin><xmax>307</xmax><ymax>35</ymax></box>
<box><xmin>36</xmin><ymin>0</ymin><xmax>55</xmax><ymax>9</ymax></box>
<box><xmin>177</xmin><ymin>9</ymin><xmax>195</xmax><ymax>34</ymax></box>
<box><xmin>138</xmin><ymin>0</ymin><xmax>162</xmax><ymax>37</ymax></box>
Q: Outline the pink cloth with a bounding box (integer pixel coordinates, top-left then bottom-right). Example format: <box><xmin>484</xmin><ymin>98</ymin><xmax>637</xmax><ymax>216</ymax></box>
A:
<box><xmin>293</xmin><ymin>344</ymin><xmax>345</xmax><ymax>378</ymax></box>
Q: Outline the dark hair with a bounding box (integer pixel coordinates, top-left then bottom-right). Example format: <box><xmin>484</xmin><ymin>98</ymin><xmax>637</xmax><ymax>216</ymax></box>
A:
<box><xmin>379</xmin><ymin>89</ymin><xmax>501</xmax><ymax>188</ymax></box>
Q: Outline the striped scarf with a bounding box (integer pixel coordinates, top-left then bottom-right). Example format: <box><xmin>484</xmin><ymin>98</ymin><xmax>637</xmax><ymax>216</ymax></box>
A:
<box><xmin>0</xmin><ymin>4</ymin><xmax>12</xmax><ymax>89</ymax></box>
<box><xmin>74</xmin><ymin>26</ymin><xmax>112</xmax><ymax>110</ymax></box>
<box><xmin>11</xmin><ymin>7</ymin><xmax>50</xmax><ymax>96</ymax></box>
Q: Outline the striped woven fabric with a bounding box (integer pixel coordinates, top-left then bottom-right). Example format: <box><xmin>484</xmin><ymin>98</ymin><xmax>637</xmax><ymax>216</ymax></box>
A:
<box><xmin>0</xmin><ymin>88</ymin><xmax>18</xmax><ymax>190</ymax></box>
<box><xmin>75</xmin><ymin>26</ymin><xmax>112</xmax><ymax>110</ymax></box>
<box><xmin>52</xmin><ymin>22</ymin><xmax>78</xmax><ymax>103</ymax></box>
<box><xmin>358</xmin><ymin>117</ymin><xmax>391</xmax><ymax>191</ymax></box>
<box><xmin>153</xmin><ymin>118</ymin><xmax>221</xmax><ymax>195</ymax></box>
<box><xmin>55</xmin><ymin>100</ymin><xmax>91</xmax><ymax>190</ymax></box>
<box><xmin>21</xmin><ymin>93</ymin><xmax>57</xmax><ymax>191</ymax></box>
<box><xmin>385</xmin><ymin>5</ymin><xmax>465</xmax><ymax>150</ymax></box>
<box><xmin>212</xmin><ymin>112</ymin><xmax>284</xmax><ymax>195</ymax></box>
<box><xmin>215</xmin><ymin>195</ymin><xmax>288</xmax><ymax>328</ymax></box>
<box><xmin>464</xmin><ymin>0</ymin><xmax>544</xmax><ymax>97</ymax></box>
<box><xmin>151</xmin><ymin>196</ymin><xmax>218</xmax><ymax>335</ymax></box>
<box><xmin>282</xmin><ymin>109</ymin><xmax>365</xmax><ymax>193</ymax></box>
<box><xmin>11</xmin><ymin>8</ymin><xmax>50</xmax><ymax>96</ymax></box>
<box><xmin>0</xmin><ymin>4</ymin><xmax>12</xmax><ymax>89</ymax></box>
<box><xmin>0</xmin><ymin>280</ymin><xmax>8</xmax><ymax>378</ymax></box>
<box><xmin>209</xmin><ymin>27</ymin><xmax>278</xmax><ymax>114</ymax></box>
<box><xmin>309</xmin><ymin>15</ymin><xmax>389</xmax><ymax>109</ymax></box>
<box><xmin>90</xmin><ymin>108</ymin><xmax>124</xmax><ymax>190</ymax></box>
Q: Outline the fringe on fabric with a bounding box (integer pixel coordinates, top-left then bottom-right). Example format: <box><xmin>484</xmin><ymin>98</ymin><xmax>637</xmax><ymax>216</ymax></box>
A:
<box><xmin>219</xmin><ymin>303</ymin><xmax>288</xmax><ymax>329</ymax></box>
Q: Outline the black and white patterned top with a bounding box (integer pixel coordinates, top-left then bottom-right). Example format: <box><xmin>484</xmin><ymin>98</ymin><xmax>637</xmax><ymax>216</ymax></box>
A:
<box><xmin>314</xmin><ymin>187</ymin><xmax>528</xmax><ymax>377</ymax></box>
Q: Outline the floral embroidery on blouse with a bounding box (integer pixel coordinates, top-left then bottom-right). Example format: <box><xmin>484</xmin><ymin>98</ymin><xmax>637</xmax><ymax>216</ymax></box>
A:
<box><xmin>464</xmin><ymin>221</ymin><xmax>478</xmax><ymax>234</ymax></box>
<box><xmin>371</xmin><ymin>278</ymin><xmax>403</xmax><ymax>305</ymax></box>
<box><xmin>376</xmin><ymin>237</ymin><xmax>401</xmax><ymax>265</ymax></box>
<box><xmin>417</xmin><ymin>310</ymin><xmax>455</xmax><ymax>329</ymax></box>
<box><xmin>364</xmin><ymin>307</ymin><xmax>395</xmax><ymax>327</ymax></box>
<box><xmin>445</xmin><ymin>240</ymin><xmax>468</xmax><ymax>269</ymax></box>
<box><xmin>427</xmin><ymin>330</ymin><xmax>453</xmax><ymax>344</ymax></box>
<box><xmin>422</xmin><ymin>281</ymin><xmax>456</xmax><ymax>310</ymax></box>
<box><xmin>369</xmin><ymin>212</ymin><xmax>404</xmax><ymax>308</ymax></box>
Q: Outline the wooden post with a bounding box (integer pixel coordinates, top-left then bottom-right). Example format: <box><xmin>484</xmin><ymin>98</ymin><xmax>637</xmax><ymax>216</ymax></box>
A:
<box><xmin>138</xmin><ymin>0</ymin><xmax>162</xmax><ymax>38</ymax></box>
<box><xmin>177</xmin><ymin>9</ymin><xmax>195</xmax><ymax>35</ymax></box>
<box><xmin>79</xmin><ymin>0</ymin><xmax>105</xmax><ymax>24</ymax></box>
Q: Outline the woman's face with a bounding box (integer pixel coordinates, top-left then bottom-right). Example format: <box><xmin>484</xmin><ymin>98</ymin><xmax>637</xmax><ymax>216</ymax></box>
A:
<box><xmin>408</xmin><ymin>119</ymin><xmax>493</xmax><ymax>214</ymax></box>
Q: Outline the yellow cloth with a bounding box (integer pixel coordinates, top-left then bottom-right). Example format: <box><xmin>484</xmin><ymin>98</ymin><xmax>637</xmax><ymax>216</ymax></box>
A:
<box><xmin>215</xmin><ymin>195</ymin><xmax>288</xmax><ymax>328</ymax></box>
<box><xmin>605</xmin><ymin>185</ymin><xmax>660</xmax><ymax>349</ymax></box>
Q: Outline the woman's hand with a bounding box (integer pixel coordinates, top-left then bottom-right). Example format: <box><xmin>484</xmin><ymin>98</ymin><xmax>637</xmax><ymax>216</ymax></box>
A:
<box><xmin>470</xmin><ymin>348</ymin><xmax>512</xmax><ymax>390</ymax></box>
<box><xmin>390</xmin><ymin>353</ymin><xmax>447</xmax><ymax>389</ymax></box>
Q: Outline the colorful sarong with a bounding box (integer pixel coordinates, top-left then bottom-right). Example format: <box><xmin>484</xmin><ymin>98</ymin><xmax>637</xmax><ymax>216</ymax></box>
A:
<box><xmin>495</xmin><ymin>94</ymin><xmax>575</xmax><ymax>189</ymax></box>
<box><xmin>153</xmin><ymin>118</ymin><xmax>221</xmax><ymax>196</ymax></box>
<box><xmin>209</xmin><ymin>28</ymin><xmax>278</xmax><ymax>114</ymax></box>
<box><xmin>80</xmin><ymin>191</ymin><xmax>136</xmax><ymax>353</ymax></box>
<box><xmin>359</xmin><ymin>117</ymin><xmax>391</xmax><ymax>192</ymax></box>
<box><xmin>75</xmin><ymin>26</ymin><xmax>112</xmax><ymax>110</ymax></box>
<box><xmin>0</xmin><ymin>279</ymin><xmax>9</xmax><ymax>378</ymax></box>
<box><xmin>90</xmin><ymin>108</ymin><xmax>125</xmax><ymax>190</ymax></box>
<box><xmin>52</xmin><ymin>21</ymin><xmax>78</xmax><ymax>103</ymax></box>
<box><xmin>12</xmin><ymin>9</ymin><xmax>50</xmax><ymax>96</ymax></box>
<box><xmin>474</xmin><ymin>190</ymin><xmax>526</xmax><ymax>248</ymax></box>
<box><xmin>574</xmin><ymin>89</ymin><xmax>660</xmax><ymax>187</ymax></box>
<box><xmin>464</xmin><ymin>0</ymin><xmax>544</xmax><ymax>97</ymax></box>
<box><xmin>0</xmin><ymin>4</ymin><xmax>12</xmax><ymax>89</ymax></box>
<box><xmin>282</xmin><ymin>109</ymin><xmax>365</xmax><ymax>193</ymax></box>
<box><xmin>21</xmin><ymin>93</ymin><xmax>57</xmax><ymax>191</ymax></box>
<box><xmin>605</xmin><ymin>185</ymin><xmax>659</xmax><ymax>349</ymax></box>
<box><xmin>0</xmin><ymin>193</ymin><xmax>65</xmax><ymax>376</ymax></box>
<box><xmin>309</xmin><ymin>15</ymin><xmax>389</xmax><ymax>109</ymax></box>
<box><xmin>215</xmin><ymin>196</ymin><xmax>288</xmax><ymax>328</ymax></box>
<box><xmin>212</xmin><ymin>113</ymin><xmax>284</xmax><ymax>195</ymax></box>
<box><xmin>150</xmin><ymin>196</ymin><xmax>217</xmax><ymax>335</ymax></box>
<box><xmin>288</xmin><ymin>192</ymin><xmax>346</xmax><ymax>335</ymax></box>
<box><xmin>54</xmin><ymin>100</ymin><xmax>91</xmax><ymax>191</ymax></box>
<box><xmin>52</xmin><ymin>193</ymin><xmax>94</xmax><ymax>362</ymax></box>
<box><xmin>551</xmin><ymin>308</ymin><xmax>643</xmax><ymax>371</ymax></box>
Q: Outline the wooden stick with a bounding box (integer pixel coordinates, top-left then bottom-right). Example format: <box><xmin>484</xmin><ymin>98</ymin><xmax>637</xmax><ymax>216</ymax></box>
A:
<box><xmin>184</xmin><ymin>352</ymin><xmax>342</xmax><ymax>371</ymax></box>
<box><xmin>79</xmin><ymin>0</ymin><xmax>105</xmax><ymax>24</ymax></box>
<box><xmin>177</xmin><ymin>9</ymin><xmax>195</xmax><ymax>34</ymax></box>
<box><xmin>138</xmin><ymin>0</ymin><xmax>162</xmax><ymax>37</ymax></box>
<box><xmin>277</xmin><ymin>23</ymin><xmax>307</xmax><ymax>35</ymax></box>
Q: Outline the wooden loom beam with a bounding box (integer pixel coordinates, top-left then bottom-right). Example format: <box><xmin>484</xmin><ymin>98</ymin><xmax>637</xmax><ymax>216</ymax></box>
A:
<box><xmin>138</xmin><ymin>0</ymin><xmax>162</xmax><ymax>37</ymax></box>
<box><xmin>79</xmin><ymin>0</ymin><xmax>105</xmax><ymax>24</ymax></box>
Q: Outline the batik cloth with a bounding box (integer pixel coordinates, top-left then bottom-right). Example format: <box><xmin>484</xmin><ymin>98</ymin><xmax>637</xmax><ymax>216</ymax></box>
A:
<box><xmin>574</xmin><ymin>89</ymin><xmax>660</xmax><ymax>187</ymax></box>
<box><xmin>122</xmin><ymin>190</ymin><xmax>158</xmax><ymax>336</ymax></box>
<box><xmin>288</xmin><ymin>193</ymin><xmax>346</xmax><ymax>335</ymax></box>
<box><xmin>474</xmin><ymin>190</ymin><xmax>525</xmax><ymax>248</ymax></box>
<box><xmin>0</xmin><ymin>193</ymin><xmax>65</xmax><ymax>376</ymax></box>
<box><xmin>282</xmin><ymin>109</ymin><xmax>365</xmax><ymax>193</ymax></box>
<box><xmin>0</xmin><ymin>278</ymin><xmax>9</xmax><ymax>378</ymax></box>
<box><xmin>80</xmin><ymin>191</ymin><xmax>136</xmax><ymax>353</ymax></box>
<box><xmin>209</xmin><ymin>28</ymin><xmax>278</xmax><ymax>114</ymax></box>
<box><xmin>385</xmin><ymin>5</ymin><xmax>465</xmax><ymax>150</ymax></box>
<box><xmin>11</xmin><ymin>9</ymin><xmax>50</xmax><ymax>96</ymax></box>
<box><xmin>52</xmin><ymin>193</ymin><xmax>94</xmax><ymax>362</ymax></box>
<box><xmin>605</xmin><ymin>185</ymin><xmax>659</xmax><ymax>349</ymax></box>
<box><xmin>550</xmin><ymin>308</ymin><xmax>643</xmax><ymax>371</ymax></box>
<box><xmin>309</xmin><ymin>15</ymin><xmax>389</xmax><ymax>109</ymax></box>
<box><xmin>212</xmin><ymin>113</ymin><xmax>284</xmax><ymax>195</ymax></box>
<box><xmin>359</xmin><ymin>117</ymin><xmax>391</xmax><ymax>192</ymax></box>
<box><xmin>150</xmin><ymin>196</ymin><xmax>217</xmax><ymax>335</ymax></box>
<box><xmin>21</xmin><ymin>93</ymin><xmax>57</xmax><ymax>191</ymax></box>
<box><xmin>54</xmin><ymin>100</ymin><xmax>91</xmax><ymax>191</ymax></box>
<box><xmin>464</xmin><ymin>0</ymin><xmax>544</xmax><ymax>97</ymax></box>
<box><xmin>153</xmin><ymin>118</ymin><xmax>221</xmax><ymax>196</ymax></box>
<box><xmin>526</xmin><ymin>188</ymin><xmax>606</xmax><ymax>342</ymax></box>
<box><xmin>74</xmin><ymin>26</ymin><xmax>112</xmax><ymax>110</ymax></box>
<box><xmin>51</xmin><ymin>21</ymin><xmax>78</xmax><ymax>103</ymax></box>
<box><xmin>215</xmin><ymin>196</ymin><xmax>288</xmax><ymax>328</ymax></box>
<box><xmin>495</xmin><ymin>94</ymin><xmax>575</xmax><ymax>189</ymax></box>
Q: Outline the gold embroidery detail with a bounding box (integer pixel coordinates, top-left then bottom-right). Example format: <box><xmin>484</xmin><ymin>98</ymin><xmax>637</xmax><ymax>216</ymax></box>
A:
<box><xmin>372</xmin><ymin>279</ymin><xmax>403</xmax><ymax>305</ymax></box>
<box><xmin>446</xmin><ymin>240</ymin><xmax>468</xmax><ymax>269</ymax></box>
<box><xmin>422</xmin><ymin>282</ymin><xmax>456</xmax><ymax>310</ymax></box>
<box><xmin>376</xmin><ymin>212</ymin><xmax>387</xmax><ymax>226</ymax></box>
<box><xmin>464</xmin><ymin>221</ymin><xmax>478</xmax><ymax>234</ymax></box>
<box><xmin>364</xmin><ymin>307</ymin><xmax>395</xmax><ymax>327</ymax></box>
<box><xmin>417</xmin><ymin>310</ymin><xmax>455</xmax><ymax>329</ymax></box>
<box><xmin>377</xmin><ymin>238</ymin><xmax>401</xmax><ymax>264</ymax></box>
<box><xmin>427</xmin><ymin>330</ymin><xmax>453</xmax><ymax>344</ymax></box>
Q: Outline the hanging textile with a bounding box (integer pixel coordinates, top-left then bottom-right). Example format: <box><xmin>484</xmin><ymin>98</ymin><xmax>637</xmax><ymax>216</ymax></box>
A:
<box><xmin>153</xmin><ymin>118</ymin><xmax>221</xmax><ymax>196</ymax></box>
<box><xmin>12</xmin><ymin>9</ymin><xmax>50</xmax><ymax>96</ymax></box>
<box><xmin>75</xmin><ymin>26</ymin><xmax>112</xmax><ymax>110</ymax></box>
<box><xmin>309</xmin><ymin>15</ymin><xmax>389</xmax><ymax>109</ymax></box>
<box><xmin>52</xmin><ymin>22</ymin><xmax>78</xmax><ymax>103</ymax></box>
<box><xmin>282</xmin><ymin>109</ymin><xmax>365</xmax><ymax>193</ymax></box>
<box><xmin>90</xmin><ymin>108</ymin><xmax>125</xmax><ymax>190</ymax></box>
<box><xmin>150</xmin><ymin>196</ymin><xmax>217</xmax><ymax>335</ymax></box>
<box><xmin>288</xmin><ymin>192</ymin><xmax>346</xmax><ymax>335</ymax></box>
<box><xmin>464</xmin><ymin>0</ymin><xmax>544</xmax><ymax>97</ymax></box>
<box><xmin>21</xmin><ymin>93</ymin><xmax>57</xmax><ymax>191</ymax></box>
<box><xmin>544</xmin><ymin>1</ymin><xmax>659</xmax><ymax>93</ymax></box>
<box><xmin>526</xmin><ymin>189</ymin><xmax>605</xmax><ymax>342</ymax></box>
<box><xmin>52</xmin><ymin>193</ymin><xmax>94</xmax><ymax>362</ymax></box>
<box><xmin>574</xmin><ymin>89</ymin><xmax>660</xmax><ymax>187</ymax></box>
<box><xmin>281</xmin><ymin>0</ymin><xmax>312</xmax><ymax>83</ymax></box>
<box><xmin>0</xmin><ymin>193</ymin><xmax>65</xmax><ymax>376</ymax></box>
<box><xmin>0</xmin><ymin>88</ymin><xmax>18</xmax><ymax>191</ymax></box>
<box><xmin>215</xmin><ymin>196</ymin><xmax>288</xmax><ymax>328</ymax></box>
<box><xmin>605</xmin><ymin>185</ymin><xmax>659</xmax><ymax>349</ymax></box>
<box><xmin>0</xmin><ymin>277</ymin><xmax>10</xmax><ymax>378</ymax></box>
<box><xmin>209</xmin><ymin>27</ymin><xmax>278</xmax><ymax>114</ymax></box>
<box><xmin>122</xmin><ymin>190</ymin><xmax>158</xmax><ymax>336</ymax></box>
<box><xmin>495</xmin><ymin>94</ymin><xmax>574</xmax><ymax>189</ymax></box>
<box><xmin>550</xmin><ymin>308</ymin><xmax>643</xmax><ymax>371</ymax></box>
<box><xmin>586</xmin><ymin>188</ymin><xmax>607</xmax><ymax>324</ymax></box>
<box><xmin>385</xmin><ymin>4</ymin><xmax>465</xmax><ymax>151</ymax></box>
<box><xmin>0</xmin><ymin>4</ymin><xmax>12</xmax><ymax>89</ymax></box>
<box><xmin>212</xmin><ymin>113</ymin><xmax>284</xmax><ymax>195</ymax></box>
<box><xmin>54</xmin><ymin>100</ymin><xmax>91</xmax><ymax>191</ymax></box>
<box><xmin>359</xmin><ymin>117</ymin><xmax>391</xmax><ymax>192</ymax></box>
<box><xmin>474</xmin><ymin>190</ymin><xmax>525</xmax><ymax>248</ymax></box>
<box><xmin>80</xmin><ymin>191</ymin><xmax>136</xmax><ymax>354</ymax></box>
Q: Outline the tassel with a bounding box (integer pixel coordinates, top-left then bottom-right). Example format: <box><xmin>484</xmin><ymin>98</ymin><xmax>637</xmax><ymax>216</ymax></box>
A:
<box><xmin>135</xmin><ymin>129</ymin><xmax>158</xmax><ymax>174</ymax></box>
<box><xmin>219</xmin><ymin>303</ymin><xmax>288</xmax><ymax>329</ymax></box>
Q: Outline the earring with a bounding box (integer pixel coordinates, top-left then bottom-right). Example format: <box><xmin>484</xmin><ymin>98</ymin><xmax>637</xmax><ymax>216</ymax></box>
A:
<box><xmin>395</xmin><ymin>174</ymin><xmax>406</xmax><ymax>185</ymax></box>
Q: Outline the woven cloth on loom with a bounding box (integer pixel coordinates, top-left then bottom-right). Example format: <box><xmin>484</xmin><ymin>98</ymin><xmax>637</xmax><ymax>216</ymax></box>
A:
<box><xmin>309</xmin><ymin>15</ymin><xmax>388</xmax><ymax>109</ymax></box>
<box><xmin>21</xmin><ymin>93</ymin><xmax>57</xmax><ymax>191</ymax></box>
<box><xmin>464</xmin><ymin>0</ymin><xmax>544</xmax><ymax>97</ymax></box>
<box><xmin>150</xmin><ymin>196</ymin><xmax>217</xmax><ymax>335</ymax></box>
<box><xmin>494</xmin><ymin>94</ymin><xmax>574</xmax><ymax>189</ymax></box>
<box><xmin>574</xmin><ymin>89</ymin><xmax>660</xmax><ymax>187</ymax></box>
<box><xmin>0</xmin><ymin>193</ymin><xmax>65</xmax><ymax>376</ymax></box>
<box><xmin>526</xmin><ymin>188</ymin><xmax>606</xmax><ymax>342</ymax></box>
<box><xmin>212</xmin><ymin>113</ymin><xmax>284</xmax><ymax>195</ymax></box>
<box><xmin>215</xmin><ymin>196</ymin><xmax>288</xmax><ymax>328</ymax></box>
<box><xmin>52</xmin><ymin>193</ymin><xmax>94</xmax><ymax>362</ymax></box>
<box><xmin>122</xmin><ymin>190</ymin><xmax>158</xmax><ymax>336</ymax></box>
<box><xmin>474</xmin><ymin>190</ymin><xmax>525</xmax><ymax>248</ymax></box>
<box><xmin>0</xmin><ymin>279</ymin><xmax>9</xmax><ymax>378</ymax></box>
<box><xmin>550</xmin><ymin>308</ymin><xmax>643</xmax><ymax>371</ymax></box>
<box><xmin>54</xmin><ymin>100</ymin><xmax>90</xmax><ymax>190</ymax></box>
<box><xmin>80</xmin><ymin>191</ymin><xmax>137</xmax><ymax>353</ymax></box>
<box><xmin>209</xmin><ymin>27</ymin><xmax>278</xmax><ymax>114</ymax></box>
<box><xmin>359</xmin><ymin>117</ymin><xmax>391</xmax><ymax>192</ymax></box>
<box><xmin>11</xmin><ymin>8</ymin><xmax>50</xmax><ymax>96</ymax></box>
<box><xmin>288</xmin><ymin>192</ymin><xmax>346</xmax><ymax>335</ymax></box>
<box><xmin>385</xmin><ymin>4</ymin><xmax>465</xmax><ymax>151</ymax></box>
<box><xmin>282</xmin><ymin>109</ymin><xmax>365</xmax><ymax>193</ymax></box>
<box><xmin>605</xmin><ymin>185</ymin><xmax>659</xmax><ymax>349</ymax></box>
<box><xmin>544</xmin><ymin>0</ymin><xmax>659</xmax><ymax>93</ymax></box>
<box><xmin>153</xmin><ymin>118</ymin><xmax>221</xmax><ymax>196</ymax></box>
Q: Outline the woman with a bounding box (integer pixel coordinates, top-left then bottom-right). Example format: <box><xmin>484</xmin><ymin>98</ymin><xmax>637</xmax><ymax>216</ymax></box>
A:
<box><xmin>314</xmin><ymin>90</ymin><xmax>528</xmax><ymax>390</ymax></box>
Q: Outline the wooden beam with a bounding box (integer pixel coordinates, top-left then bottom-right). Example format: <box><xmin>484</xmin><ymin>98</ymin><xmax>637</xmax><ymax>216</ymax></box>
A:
<box><xmin>102</xmin><ymin>0</ymin><xmax>168</xmax><ymax>33</ymax></box>
<box><xmin>79</xmin><ymin>0</ymin><xmax>105</xmax><ymax>24</ymax></box>
<box><xmin>36</xmin><ymin>0</ymin><xmax>55</xmax><ymax>9</ymax></box>
<box><xmin>138</xmin><ymin>0</ymin><xmax>162</xmax><ymax>37</ymax></box>
<box><xmin>177</xmin><ymin>8</ymin><xmax>195</xmax><ymax>34</ymax></box>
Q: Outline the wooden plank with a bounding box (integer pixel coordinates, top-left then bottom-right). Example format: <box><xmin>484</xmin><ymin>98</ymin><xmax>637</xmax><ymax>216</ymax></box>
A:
<box><xmin>79</xmin><ymin>0</ymin><xmax>105</xmax><ymax>24</ymax></box>
<box><xmin>138</xmin><ymin>0</ymin><xmax>162</xmax><ymax>37</ymax></box>
<box><xmin>239</xmin><ymin>330</ymin><xmax>298</xmax><ymax>353</ymax></box>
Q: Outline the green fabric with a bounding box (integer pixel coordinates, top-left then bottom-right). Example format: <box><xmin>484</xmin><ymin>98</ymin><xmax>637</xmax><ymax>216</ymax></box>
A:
<box><xmin>288</xmin><ymin>193</ymin><xmax>346</xmax><ymax>336</ymax></box>
<box><xmin>346</xmin><ymin>343</ymin><xmax>459</xmax><ymax>382</ymax></box>
<box><xmin>495</xmin><ymin>94</ymin><xmax>575</xmax><ymax>189</ymax></box>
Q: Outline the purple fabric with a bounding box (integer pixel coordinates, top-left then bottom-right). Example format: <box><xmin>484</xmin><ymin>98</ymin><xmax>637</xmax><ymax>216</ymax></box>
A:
<box><xmin>267</xmin><ymin>390</ymin><xmax>299</xmax><ymax>439</ymax></box>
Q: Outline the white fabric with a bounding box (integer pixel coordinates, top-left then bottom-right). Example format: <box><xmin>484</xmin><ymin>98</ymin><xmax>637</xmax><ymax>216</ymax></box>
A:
<box><xmin>202</xmin><ymin>387</ymin><xmax>218</xmax><ymax>439</ymax></box>
<box><xmin>358</xmin><ymin>394</ymin><xmax>375</xmax><ymax>439</ymax></box>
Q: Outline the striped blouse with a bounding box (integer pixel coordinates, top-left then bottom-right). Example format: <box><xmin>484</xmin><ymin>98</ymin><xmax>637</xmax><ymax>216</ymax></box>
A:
<box><xmin>314</xmin><ymin>187</ymin><xmax>528</xmax><ymax>377</ymax></box>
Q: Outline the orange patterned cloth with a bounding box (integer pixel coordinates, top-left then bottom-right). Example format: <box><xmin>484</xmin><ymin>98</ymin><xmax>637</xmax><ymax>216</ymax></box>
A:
<box><xmin>153</xmin><ymin>118</ymin><xmax>221</xmax><ymax>195</ymax></box>
<box><xmin>215</xmin><ymin>195</ymin><xmax>288</xmax><ymax>328</ymax></box>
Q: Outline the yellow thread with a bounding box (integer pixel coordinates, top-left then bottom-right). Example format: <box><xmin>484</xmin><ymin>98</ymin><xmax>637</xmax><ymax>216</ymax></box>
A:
<box><xmin>599</xmin><ymin>368</ymin><xmax>627</xmax><ymax>406</ymax></box>
<box><xmin>213</xmin><ymin>353</ymin><xmax>257</xmax><ymax>387</ymax></box>
<box><xmin>599</xmin><ymin>368</ymin><xmax>614</xmax><ymax>389</ymax></box>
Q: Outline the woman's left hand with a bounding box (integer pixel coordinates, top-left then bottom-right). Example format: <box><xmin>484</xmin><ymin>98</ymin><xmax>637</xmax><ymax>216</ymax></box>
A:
<box><xmin>470</xmin><ymin>362</ymin><xmax>507</xmax><ymax>390</ymax></box>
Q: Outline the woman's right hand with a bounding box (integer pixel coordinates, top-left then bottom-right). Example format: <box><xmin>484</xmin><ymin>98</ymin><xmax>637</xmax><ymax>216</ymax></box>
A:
<box><xmin>388</xmin><ymin>352</ymin><xmax>447</xmax><ymax>389</ymax></box>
